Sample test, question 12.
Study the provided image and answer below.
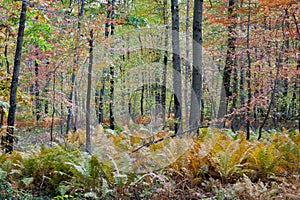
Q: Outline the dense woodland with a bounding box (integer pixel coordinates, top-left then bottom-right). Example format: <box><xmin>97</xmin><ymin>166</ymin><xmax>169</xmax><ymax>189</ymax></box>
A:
<box><xmin>0</xmin><ymin>0</ymin><xmax>299</xmax><ymax>199</ymax></box>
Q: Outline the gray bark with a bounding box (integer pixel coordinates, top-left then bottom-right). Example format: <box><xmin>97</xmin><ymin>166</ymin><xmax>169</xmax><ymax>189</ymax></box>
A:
<box><xmin>86</xmin><ymin>29</ymin><xmax>93</xmax><ymax>154</ymax></box>
<box><xmin>189</xmin><ymin>0</ymin><xmax>203</xmax><ymax>133</ymax></box>
<box><xmin>171</xmin><ymin>0</ymin><xmax>182</xmax><ymax>134</ymax></box>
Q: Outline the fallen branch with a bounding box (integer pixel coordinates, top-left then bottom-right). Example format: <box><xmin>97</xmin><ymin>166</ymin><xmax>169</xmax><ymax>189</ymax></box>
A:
<box><xmin>131</xmin><ymin>126</ymin><xmax>208</xmax><ymax>153</ymax></box>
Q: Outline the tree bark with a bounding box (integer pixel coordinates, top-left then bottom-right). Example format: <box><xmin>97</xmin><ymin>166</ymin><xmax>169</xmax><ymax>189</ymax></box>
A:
<box><xmin>3</xmin><ymin>0</ymin><xmax>27</xmax><ymax>153</ymax></box>
<box><xmin>141</xmin><ymin>84</ymin><xmax>144</xmax><ymax>116</ymax></box>
<box><xmin>189</xmin><ymin>0</ymin><xmax>203</xmax><ymax>133</ymax></box>
<box><xmin>110</xmin><ymin>0</ymin><xmax>116</xmax><ymax>130</ymax></box>
<box><xmin>217</xmin><ymin>0</ymin><xmax>237</xmax><ymax>128</ymax></box>
<box><xmin>86</xmin><ymin>29</ymin><xmax>93</xmax><ymax>154</ymax></box>
<box><xmin>35</xmin><ymin>60</ymin><xmax>41</xmax><ymax>121</ymax></box>
<box><xmin>246</xmin><ymin>0</ymin><xmax>251</xmax><ymax>139</ymax></box>
<box><xmin>43</xmin><ymin>72</ymin><xmax>51</xmax><ymax>115</ymax></box>
<box><xmin>161</xmin><ymin>0</ymin><xmax>168</xmax><ymax>127</ymax></box>
<box><xmin>171</xmin><ymin>0</ymin><xmax>183</xmax><ymax>135</ymax></box>
<box><xmin>50</xmin><ymin>71</ymin><xmax>56</xmax><ymax>146</ymax></box>
<box><xmin>184</xmin><ymin>0</ymin><xmax>191</xmax><ymax>128</ymax></box>
<box><xmin>4</xmin><ymin>29</ymin><xmax>10</xmax><ymax>74</ymax></box>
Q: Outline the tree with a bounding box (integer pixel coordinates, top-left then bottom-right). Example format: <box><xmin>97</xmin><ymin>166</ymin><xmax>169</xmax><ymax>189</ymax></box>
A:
<box><xmin>161</xmin><ymin>0</ymin><xmax>168</xmax><ymax>127</ymax></box>
<box><xmin>184</xmin><ymin>0</ymin><xmax>191</xmax><ymax>128</ymax></box>
<box><xmin>2</xmin><ymin>0</ymin><xmax>27</xmax><ymax>153</ymax></box>
<box><xmin>35</xmin><ymin>59</ymin><xmax>41</xmax><ymax>121</ymax></box>
<box><xmin>66</xmin><ymin>0</ymin><xmax>85</xmax><ymax>135</ymax></box>
<box><xmin>217</xmin><ymin>0</ymin><xmax>237</xmax><ymax>128</ymax></box>
<box><xmin>245</xmin><ymin>0</ymin><xmax>252</xmax><ymax>139</ymax></box>
<box><xmin>171</xmin><ymin>0</ymin><xmax>182</xmax><ymax>135</ymax></box>
<box><xmin>86</xmin><ymin>29</ymin><xmax>93</xmax><ymax>154</ymax></box>
<box><xmin>105</xmin><ymin>0</ymin><xmax>116</xmax><ymax>130</ymax></box>
<box><xmin>190</xmin><ymin>0</ymin><xmax>203</xmax><ymax>133</ymax></box>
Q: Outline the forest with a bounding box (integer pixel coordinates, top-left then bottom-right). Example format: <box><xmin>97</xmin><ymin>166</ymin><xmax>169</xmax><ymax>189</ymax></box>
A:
<box><xmin>0</xmin><ymin>0</ymin><xmax>299</xmax><ymax>199</ymax></box>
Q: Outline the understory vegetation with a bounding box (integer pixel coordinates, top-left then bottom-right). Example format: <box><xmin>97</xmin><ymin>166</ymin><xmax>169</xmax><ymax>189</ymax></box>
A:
<box><xmin>0</xmin><ymin>128</ymin><xmax>299</xmax><ymax>199</ymax></box>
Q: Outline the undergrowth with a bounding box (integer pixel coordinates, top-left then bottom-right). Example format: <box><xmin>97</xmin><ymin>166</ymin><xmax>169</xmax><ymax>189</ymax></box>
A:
<box><xmin>0</xmin><ymin>128</ymin><xmax>299</xmax><ymax>199</ymax></box>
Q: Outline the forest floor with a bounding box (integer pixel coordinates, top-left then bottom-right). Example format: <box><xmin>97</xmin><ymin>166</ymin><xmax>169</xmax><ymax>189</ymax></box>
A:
<box><xmin>2</xmin><ymin>125</ymin><xmax>300</xmax><ymax>199</ymax></box>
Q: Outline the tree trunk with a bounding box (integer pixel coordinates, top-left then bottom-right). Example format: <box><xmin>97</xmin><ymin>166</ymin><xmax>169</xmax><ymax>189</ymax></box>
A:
<box><xmin>171</xmin><ymin>0</ymin><xmax>183</xmax><ymax>135</ymax></box>
<box><xmin>44</xmin><ymin>72</ymin><xmax>51</xmax><ymax>115</ymax></box>
<box><xmin>246</xmin><ymin>0</ymin><xmax>251</xmax><ymax>139</ymax></box>
<box><xmin>50</xmin><ymin>71</ymin><xmax>56</xmax><ymax>145</ymax></box>
<box><xmin>105</xmin><ymin>0</ymin><xmax>112</xmax><ymax>38</ymax></box>
<box><xmin>99</xmin><ymin>71</ymin><xmax>106</xmax><ymax>124</ymax></box>
<box><xmin>184</xmin><ymin>0</ymin><xmax>191</xmax><ymax>128</ymax></box>
<box><xmin>292</xmin><ymin>13</ymin><xmax>300</xmax><ymax>131</ymax></box>
<box><xmin>161</xmin><ymin>0</ymin><xmax>168</xmax><ymax>127</ymax></box>
<box><xmin>86</xmin><ymin>29</ymin><xmax>93</xmax><ymax>154</ymax></box>
<box><xmin>66</xmin><ymin>0</ymin><xmax>84</xmax><ymax>134</ymax></box>
<box><xmin>106</xmin><ymin>0</ymin><xmax>116</xmax><ymax>130</ymax></box>
<box><xmin>109</xmin><ymin>64</ymin><xmax>115</xmax><ymax>130</ymax></box>
<box><xmin>35</xmin><ymin>60</ymin><xmax>41</xmax><ymax>121</ymax></box>
<box><xmin>3</xmin><ymin>0</ymin><xmax>27</xmax><ymax>153</ymax></box>
<box><xmin>141</xmin><ymin>83</ymin><xmax>144</xmax><ymax>115</ymax></box>
<box><xmin>229</xmin><ymin>0</ymin><xmax>238</xmax><ymax>131</ymax></box>
<box><xmin>217</xmin><ymin>0</ymin><xmax>237</xmax><ymax>128</ymax></box>
<box><xmin>258</xmin><ymin>48</ymin><xmax>280</xmax><ymax>139</ymax></box>
<box><xmin>189</xmin><ymin>0</ymin><xmax>203</xmax><ymax>133</ymax></box>
<box><xmin>60</xmin><ymin>71</ymin><xmax>64</xmax><ymax>135</ymax></box>
<box><xmin>4</xmin><ymin>29</ymin><xmax>10</xmax><ymax>74</ymax></box>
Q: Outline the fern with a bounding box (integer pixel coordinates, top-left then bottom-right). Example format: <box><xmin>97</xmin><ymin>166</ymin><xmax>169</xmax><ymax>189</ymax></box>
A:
<box><xmin>210</xmin><ymin>139</ymin><xmax>252</xmax><ymax>182</ymax></box>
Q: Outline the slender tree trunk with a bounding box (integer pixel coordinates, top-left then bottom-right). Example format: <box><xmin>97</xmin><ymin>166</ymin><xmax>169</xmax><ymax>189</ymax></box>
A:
<box><xmin>4</xmin><ymin>29</ymin><xmax>10</xmax><ymax>74</ymax></box>
<box><xmin>171</xmin><ymin>0</ymin><xmax>183</xmax><ymax>135</ymax></box>
<box><xmin>228</xmin><ymin>0</ymin><xmax>238</xmax><ymax>131</ymax></box>
<box><xmin>239</xmin><ymin>10</ymin><xmax>246</xmax><ymax>129</ymax></box>
<box><xmin>3</xmin><ymin>0</ymin><xmax>27</xmax><ymax>153</ymax></box>
<box><xmin>297</xmin><ymin>52</ymin><xmax>300</xmax><ymax>131</ymax></box>
<box><xmin>217</xmin><ymin>0</ymin><xmax>237</xmax><ymax>128</ymax></box>
<box><xmin>258</xmin><ymin>50</ymin><xmax>280</xmax><ymax>139</ymax></box>
<box><xmin>60</xmin><ymin>71</ymin><xmax>64</xmax><ymax>135</ymax></box>
<box><xmin>94</xmin><ymin>89</ymin><xmax>99</xmax><ymax>122</ymax></box>
<box><xmin>66</xmin><ymin>0</ymin><xmax>84</xmax><ymax>134</ymax></box>
<box><xmin>105</xmin><ymin>1</ymin><xmax>112</xmax><ymax>38</ymax></box>
<box><xmin>155</xmin><ymin>81</ymin><xmax>160</xmax><ymax>117</ymax></box>
<box><xmin>110</xmin><ymin>0</ymin><xmax>115</xmax><ymax>36</ymax></box>
<box><xmin>141</xmin><ymin>84</ymin><xmax>144</xmax><ymax>116</ymax></box>
<box><xmin>246</xmin><ymin>0</ymin><xmax>251</xmax><ymax>139</ymax></box>
<box><xmin>44</xmin><ymin>72</ymin><xmax>50</xmax><ymax>115</ymax></box>
<box><xmin>168</xmin><ymin>94</ymin><xmax>174</xmax><ymax>118</ymax></box>
<box><xmin>35</xmin><ymin>60</ymin><xmax>41</xmax><ymax>121</ymax></box>
<box><xmin>281</xmin><ymin>15</ymin><xmax>289</xmax><ymax>119</ymax></box>
<box><xmin>86</xmin><ymin>29</ymin><xmax>93</xmax><ymax>154</ymax></box>
<box><xmin>99</xmin><ymin>71</ymin><xmax>106</xmax><ymax>124</ymax></box>
<box><xmin>50</xmin><ymin>71</ymin><xmax>56</xmax><ymax>146</ymax></box>
<box><xmin>109</xmin><ymin>63</ymin><xmax>115</xmax><ymax>130</ymax></box>
<box><xmin>0</xmin><ymin>111</ymin><xmax>4</xmax><ymax>129</ymax></box>
<box><xmin>292</xmin><ymin>13</ymin><xmax>300</xmax><ymax>131</ymax></box>
<box><xmin>161</xmin><ymin>0</ymin><xmax>168</xmax><ymax>127</ymax></box>
<box><xmin>190</xmin><ymin>0</ymin><xmax>203</xmax><ymax>133</ymax></box>
<box><xmin>106</xmin><ymin>0</ymin><xmax>116</xmax><ymax>130</ymax></box>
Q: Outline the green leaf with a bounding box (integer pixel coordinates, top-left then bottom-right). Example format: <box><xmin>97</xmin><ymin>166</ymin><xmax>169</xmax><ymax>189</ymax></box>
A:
<box><xmin>57</xmin><ymin>183</ymin><xmax>71</xmax><ymax>196</ymax></box>
<box><xmin>84</xmin><ymin>192</ymin><xmax>98</xmax><ymax>198</ymax></box>
<box><xmin>21</xmin><ymin>177</ymin><xmax>34</xmax><ymax>187</ymax></box>
<box><xmin>65</xmin><ymin>162</ymin><xmax>86</xmax><ymax>176</ymax></box>
<box><xmin>0</xmin><ymin>169</ymin><xmax>8</xmax><ymax>180</ymax></box>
